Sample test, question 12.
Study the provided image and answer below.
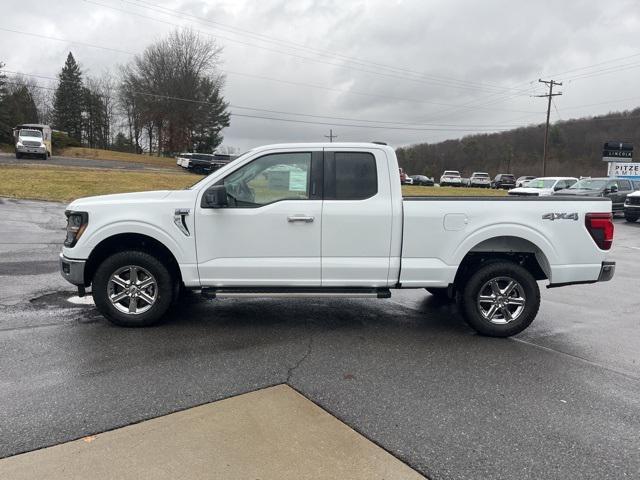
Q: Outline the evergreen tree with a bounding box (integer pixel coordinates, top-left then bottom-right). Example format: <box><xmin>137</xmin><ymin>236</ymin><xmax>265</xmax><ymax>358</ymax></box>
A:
<box><xmin>192</xmin><ymin>77</ymin><xmax>230</xmax><ymax>152</ymax></box>
<box><xmin>3</xmin><ymin>86</ymin><xmax>39</xmax><ymax>125</ymax></box>
<box><xmin>53</xmin><ymin>52</ymin><xmax>84</xmax><ymax>141</ymax></box>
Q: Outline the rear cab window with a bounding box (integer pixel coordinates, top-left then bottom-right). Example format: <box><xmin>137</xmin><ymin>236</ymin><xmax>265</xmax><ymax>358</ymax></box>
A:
<box><xmin>324</xmin><ymin>151</ymin><xmax>377</xmax><ymax>200</ymax></box>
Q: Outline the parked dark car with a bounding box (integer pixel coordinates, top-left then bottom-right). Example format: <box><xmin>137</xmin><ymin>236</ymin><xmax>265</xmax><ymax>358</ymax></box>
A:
<box><xmin>491</xmin><ymin>174</ymin><xmax>516</xmax><ymax>189</ymax></box>
<box><xmin>411</xmin><ymin>175</ymin><xmax>434</xmax><ymax>186</ymax></box>
<box><xmin>553</xmin><ymin>177</ymin><xmax>635</xmax><ymax>213</ymax></box>
<box><xmin>179</xmin><ymin>153</ymin><xmax>235</xmax><ymax>174</ymax></box>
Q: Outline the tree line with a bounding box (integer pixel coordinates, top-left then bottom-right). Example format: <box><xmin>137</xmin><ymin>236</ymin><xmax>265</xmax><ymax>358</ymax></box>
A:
<box><xmin>396</xmin><ymin>109</ymin><xmax>640</xmax><ymax>178</ymax></box>
<box><xmin>0</xmin><ymin>29</ymin><xmax>230</xmax><ymax>155</ymax></box>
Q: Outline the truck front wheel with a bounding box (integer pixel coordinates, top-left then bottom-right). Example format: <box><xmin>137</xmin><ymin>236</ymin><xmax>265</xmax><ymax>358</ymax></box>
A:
<box><xmin>459</xmin><ymin>261</ymin><xmax>540</xmax><ymax>337</ymax></box>
<box><xmin>92</xmin><ymin>250</ymin><xmax>174</xmax><ymax>327</ymax></box>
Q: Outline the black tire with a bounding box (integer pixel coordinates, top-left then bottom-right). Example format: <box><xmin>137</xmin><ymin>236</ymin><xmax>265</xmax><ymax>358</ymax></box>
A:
<box><xmin>92</xmin><ymin>250</ymin><xmax>174</xmax><ymax>327</ymax></box>
<box><xmin>41</xmin><ymin>153</ymin><xmax>47</xmax><ymax>160</ymax></box>
<box><xmin>625</xmin><ymin>215</ymin><xmax>638</xmax><ymax>223</ymax></box>
<box><xmin>458</xmin><ymin>261</ymin><xmax>540</xmax><ymax>337</ymax></box>
<box><xmin>426</xmin><ymin>287</ymin><xmax>452</xmax><ymax>301</ymax></box>
<box><xmin>15</xmin><ymin>152</ymin><xmax>21</xmax><ymax>159</ymax></box>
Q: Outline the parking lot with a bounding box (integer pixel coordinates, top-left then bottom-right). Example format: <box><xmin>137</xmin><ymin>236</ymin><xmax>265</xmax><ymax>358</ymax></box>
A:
<box><xmin>0</xmin><ymin>197</ymin><xmax>639</xmax><ymax>479</ymax></box>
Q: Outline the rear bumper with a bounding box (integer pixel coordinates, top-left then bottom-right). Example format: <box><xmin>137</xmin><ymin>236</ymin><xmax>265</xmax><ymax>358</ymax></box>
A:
<box><xmin>597</xmin><ymin>261</ymin><xmax>616</xmax><ymax>282</ymax></box>
<box><xmin>547</xmin><ymin>261</ymin><xmax>615</xmax><ymax>288</ymax></box>
<box><xmin>59</xmin><ymin>253</ymin><xmax>86</xmax><ymax>286</ymax></box>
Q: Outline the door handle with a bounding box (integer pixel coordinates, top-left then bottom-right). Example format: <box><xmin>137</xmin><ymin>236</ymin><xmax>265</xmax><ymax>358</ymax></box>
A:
<box><xmin>287</xmin><ymin>215</ymin><xmax>314</xmax><ymax>223</ymax></box>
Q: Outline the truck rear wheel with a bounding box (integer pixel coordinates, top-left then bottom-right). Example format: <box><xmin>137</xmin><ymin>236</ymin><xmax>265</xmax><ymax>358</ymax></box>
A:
<box><xmin>458</xmin><ymin>261</ymin><xmax>540</xmax><ymax>337</ymax></box>
<box><xmin>92</xmin><ymin>250</ymin><xmax>174</xmax><ymax>327</ymax></box>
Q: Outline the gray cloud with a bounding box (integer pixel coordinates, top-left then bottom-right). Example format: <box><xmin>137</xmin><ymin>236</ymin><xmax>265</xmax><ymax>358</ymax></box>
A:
<box><xmin>1</xmin><ymin>0</ymin><xmax>639</xmax><ymax>150</ymax></box>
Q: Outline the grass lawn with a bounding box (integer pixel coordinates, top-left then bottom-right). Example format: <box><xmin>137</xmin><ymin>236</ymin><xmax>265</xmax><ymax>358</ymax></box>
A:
<box><xmin>0</xmin><ymin>165</ymin><xmax>201</xmax><ymax>203</ymax></box>
<box><xmin>0</xmin><ymin>164</ymin><xmax>508</xmax><ymax>203</ymax></box>
<box><xmin>402</xmin><ymin>185</ymin><xmax>507</xmax><ymax>196</ymax></box>
<box><xmin>59</xmin><ymin>147</ymin><xmax>178</xmax><ymax>169</ymax></box>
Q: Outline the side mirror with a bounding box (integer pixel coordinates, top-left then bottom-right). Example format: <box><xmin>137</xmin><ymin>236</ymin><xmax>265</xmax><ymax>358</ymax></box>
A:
<box><xmin>201</xmin><ymin>184</ymin><xmax>228</xmax><ymax>208</ymax></box>
<box><xmin>554</xmin><ymin>185</ymin><xmax>563</xmax><ymax>191</ymax></box>
<box><xmin>609</xmin><ymin>184</ymin><xmax>619</xmax><ymax>193</ymax></box>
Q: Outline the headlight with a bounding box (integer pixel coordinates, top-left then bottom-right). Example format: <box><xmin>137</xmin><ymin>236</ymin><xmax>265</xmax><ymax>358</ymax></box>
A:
<box><xmin>17</xmin><ymin>142</ymin><xmax>23</xmax><ymax>147</ymax></box>
<box><xmin>64</xmin><ymin>211</ymin><xmax>89</xmax><ymax>247</ymax></box>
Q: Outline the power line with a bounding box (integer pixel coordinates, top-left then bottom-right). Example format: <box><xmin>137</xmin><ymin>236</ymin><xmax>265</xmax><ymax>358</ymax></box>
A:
<box><xmin>0</xmin><ymin>28</ymin><xmax>544</xmax><ymax>116</ymax></box>
<box><xmin>535</xmin><ymin>79</ymin><xmax>563</xmax><ymax>176</ymax></box>
<box><xmin>120</xmin><ymin>0</ymin><xmax>531</xmax><ymax>95</ymax></box>
<box><xmin>82</xmin><ymin>0</ymin><xmax>535</xmax><ymax>96</ymax></box>
<box><xmin>0</xmin><ymin>69</ymin><xmax>539</xmax><ymax>129</ymax></box>
<box><xmin>1</xmin><ymin>79</ymin><xmax>527</xmax><ymax>133</ymax></box>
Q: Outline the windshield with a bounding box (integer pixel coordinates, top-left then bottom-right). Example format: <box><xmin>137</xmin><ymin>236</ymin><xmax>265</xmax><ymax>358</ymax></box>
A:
<box><xmin>569</xmin><ymin>179</ymin><xmax>608</xmax><ymax>190</ymax></box>
<box><xmin>20</xmin><ymin>129</ymin><xmax>42</xmax><ymax>138</ymax></box>
<box><xmin>525</xmin><ymin>179</ymin><xmax>556</xmax><ymax>189</ymax></box>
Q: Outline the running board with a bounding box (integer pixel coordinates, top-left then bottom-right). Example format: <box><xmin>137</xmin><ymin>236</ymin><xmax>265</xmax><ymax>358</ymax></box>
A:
<box><xmin>202</xmin><ymin>287</ymin><xmax>391</xmax><ymax>299</ymax></box>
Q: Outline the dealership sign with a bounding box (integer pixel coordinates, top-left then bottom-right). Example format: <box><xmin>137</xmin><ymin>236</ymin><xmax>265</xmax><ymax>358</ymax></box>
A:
<box><xmin>602</xmin><ymin>141</ymin><xmax>633</xmax><ymax>162</ymax></box>
<box><xmin>612</xmin><ymin>162</ymin><xmax>640</xmax><ymax>177</ymax></box>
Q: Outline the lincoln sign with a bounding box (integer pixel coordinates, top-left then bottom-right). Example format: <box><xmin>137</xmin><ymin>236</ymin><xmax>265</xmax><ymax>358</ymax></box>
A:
<box><xmin>602</xmin><ymin>141</ymin><xmax>633</xmax><ymax>162</ymax></box>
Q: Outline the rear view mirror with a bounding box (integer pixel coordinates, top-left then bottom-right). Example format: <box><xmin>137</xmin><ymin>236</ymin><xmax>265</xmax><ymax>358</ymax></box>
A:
<box><xmin>201</xmin><ymin>184</ymin><xmax>228</xmax><ymax>208</ymax></box>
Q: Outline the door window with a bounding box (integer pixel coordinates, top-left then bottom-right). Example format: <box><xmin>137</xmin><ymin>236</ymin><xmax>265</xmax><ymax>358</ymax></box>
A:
<box><xmin>223</xmin><ymin>152</ymin><xmax>311</xmax><ymax>207</ymax></box>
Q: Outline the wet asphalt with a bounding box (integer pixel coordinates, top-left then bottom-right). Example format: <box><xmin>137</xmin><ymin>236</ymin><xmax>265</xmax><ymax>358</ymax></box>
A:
<box><xmin>0</xmin><ymin>151</ymin><xmax>179</xmax><ymax>171</ymax></box>
<box><xmin>0</xmin><ymin>197</ymin><xmax>638</xmax><ymax>480</ymax></box>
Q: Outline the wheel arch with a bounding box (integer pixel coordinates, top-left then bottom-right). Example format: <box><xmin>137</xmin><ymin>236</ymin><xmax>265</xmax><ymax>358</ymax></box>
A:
<box><xmin>453</xmin><ymin>235</ymin><xmax>552</xmax><ymax>286</ymax></box>
<box><xmin>84</xmin><ymin>233</ymin><xmax>182</xmax><ymax>288</ymax></box>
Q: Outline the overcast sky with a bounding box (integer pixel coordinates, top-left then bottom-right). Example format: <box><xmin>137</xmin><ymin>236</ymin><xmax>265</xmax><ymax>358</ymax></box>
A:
<box><xmin>2</xmin><ymin>0</ymin><xmax>640</xmax><ymax>151</ymax></box>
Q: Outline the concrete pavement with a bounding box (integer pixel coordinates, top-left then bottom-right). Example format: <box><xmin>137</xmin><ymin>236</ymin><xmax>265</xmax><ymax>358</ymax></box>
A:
<box><xmin>0</xmin><ymin>385</ymin><xmax>424</xmax><ymax>480</ymax></box>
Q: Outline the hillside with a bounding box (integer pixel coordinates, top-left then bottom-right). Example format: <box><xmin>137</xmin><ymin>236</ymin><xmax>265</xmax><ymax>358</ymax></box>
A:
<box><xmin>396</xmin><ymin>108</ymin><xmax>640</xmax><ymax>178</ymax></box>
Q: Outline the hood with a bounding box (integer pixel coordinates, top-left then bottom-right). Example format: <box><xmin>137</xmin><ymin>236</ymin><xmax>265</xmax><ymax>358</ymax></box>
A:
<box><xmin>554</xmin><ymin>188</ymin><xmax>602</xmax><ymax>197</ymax></box>
<box><xmin>68</xmin><ymin>190</ymin><xmax>173</xmax><ymax>209</ymax></box>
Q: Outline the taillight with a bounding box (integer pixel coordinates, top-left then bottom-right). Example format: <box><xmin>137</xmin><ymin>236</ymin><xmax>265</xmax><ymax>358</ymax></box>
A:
<box><xmin>585</xmin><ymin>213</ymin><xmax>614</xmax><ymax>250</ymax></box>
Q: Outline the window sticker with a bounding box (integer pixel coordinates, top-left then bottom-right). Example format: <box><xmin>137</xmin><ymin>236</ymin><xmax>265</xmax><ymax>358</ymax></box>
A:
<box><xmin>289</xmin><ymin>170</ymin><xmax>307</xmax><ymax>192</ymax></box>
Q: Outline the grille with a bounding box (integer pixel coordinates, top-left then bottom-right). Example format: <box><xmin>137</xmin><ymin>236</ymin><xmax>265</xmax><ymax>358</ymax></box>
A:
<box><xmin>628</xmin><ymin>196</ymin><xmax>640</xmax><ymax>205</ymax></box>
<box><xmin>22</xmin><ymin>140</ymin><xmax>42</xmax><ymax>147</ymax></box>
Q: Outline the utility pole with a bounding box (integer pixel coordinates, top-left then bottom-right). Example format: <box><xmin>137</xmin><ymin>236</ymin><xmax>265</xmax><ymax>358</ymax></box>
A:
<box><xmin>324</xmin><ymin>129</ymin><xmax>337</xmax><ymax>143</ymax></box>
<box><xmin>535</xmin><ymin>79</ymin><xmax>562</xmax><ymax>176</ymax></box>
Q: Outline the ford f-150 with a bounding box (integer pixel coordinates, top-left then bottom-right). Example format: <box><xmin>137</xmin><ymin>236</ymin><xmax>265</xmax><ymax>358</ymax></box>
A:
<box><xmin>59</xmin><ymin>143</ymin><xmax>615</xmax><ymax>337</ymax></box>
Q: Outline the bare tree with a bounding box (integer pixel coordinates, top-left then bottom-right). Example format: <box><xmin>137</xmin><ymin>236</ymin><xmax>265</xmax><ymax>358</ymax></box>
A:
<box><xmin>121</xmin><ymin>29</ymin><xmax>230</xmax><ymax>155</ymax></box>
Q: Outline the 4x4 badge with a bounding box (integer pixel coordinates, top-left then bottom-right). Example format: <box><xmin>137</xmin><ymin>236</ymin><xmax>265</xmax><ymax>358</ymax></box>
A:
<box><xmin>542</xmin><ymin>212</ymin><xmax>579</xmax><ymax>221</ymax></box>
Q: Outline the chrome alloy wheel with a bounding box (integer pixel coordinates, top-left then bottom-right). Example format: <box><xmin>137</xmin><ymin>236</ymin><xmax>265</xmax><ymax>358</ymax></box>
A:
<box><xmin>108</xmin><ymin>265</ymin><xmax>157</xmax><ymax>315</ymax></box>
<box><xmin>476</xmin><ymin>276</ymin><xmax>526</xmax><ymax>324</ymax></box>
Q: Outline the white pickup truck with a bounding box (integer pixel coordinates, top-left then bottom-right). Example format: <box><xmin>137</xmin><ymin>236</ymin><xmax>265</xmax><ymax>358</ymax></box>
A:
<box><xmin>59</xmin><ymin>143</ymin><xmax>615</xmax><ymax>337</ymax></box>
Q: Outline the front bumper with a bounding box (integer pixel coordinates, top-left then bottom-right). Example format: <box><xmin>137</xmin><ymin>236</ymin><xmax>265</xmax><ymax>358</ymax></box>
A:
<box><xmin>16</xmin><ymin>145</ymin><xmax>46</xmax><ymax>153</ymax></box>
<box><xmin>59</xmin><ymin>253</ymin><xmax>86</xmax><ymax>286</ymax></box>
